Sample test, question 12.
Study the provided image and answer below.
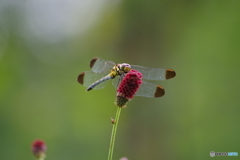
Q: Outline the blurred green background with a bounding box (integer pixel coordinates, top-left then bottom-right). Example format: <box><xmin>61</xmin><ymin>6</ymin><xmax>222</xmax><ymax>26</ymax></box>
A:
<box><xmin>0</xmin><ymin>1</ymin><xmax>240</xmax><ymax>160</ymax></box>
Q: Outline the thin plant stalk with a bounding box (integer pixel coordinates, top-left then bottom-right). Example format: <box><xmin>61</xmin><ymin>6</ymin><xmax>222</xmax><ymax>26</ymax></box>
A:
<box><xmin>108</xmin><ymin>106</ymin><xmax>122</xmax><ymax>160</ymax></box>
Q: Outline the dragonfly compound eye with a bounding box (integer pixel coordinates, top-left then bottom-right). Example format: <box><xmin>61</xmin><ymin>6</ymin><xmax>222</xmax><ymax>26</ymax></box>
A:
<box><xmin>121</xmin><ymin>63</ymin><xmax>131</xmax><ymax>73</ymax></box>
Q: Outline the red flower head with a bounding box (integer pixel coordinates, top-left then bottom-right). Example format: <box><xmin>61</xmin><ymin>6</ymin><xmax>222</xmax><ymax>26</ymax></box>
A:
<box><xmin>31</xmin><ymin>140</ymin><xmax>47</xmax><ymax>159</ymax></box>
<box><xmin>115</xmin><ymin>69</ymin><xmax>142</xmax><ymax>107</ymax></box>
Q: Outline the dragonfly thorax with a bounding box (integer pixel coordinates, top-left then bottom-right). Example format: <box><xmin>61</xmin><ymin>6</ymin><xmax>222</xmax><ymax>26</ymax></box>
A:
<box><xmin>114</xmin><ymin>63</ymin><xmax>131</xmax><ymax>75</ymax></box>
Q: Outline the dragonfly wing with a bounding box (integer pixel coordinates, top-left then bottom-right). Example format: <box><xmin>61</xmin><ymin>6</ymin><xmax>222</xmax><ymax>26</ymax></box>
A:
<box><xmin>135</xmin><ymin>80</ymin><xmax>165</xmax><ymax>98</ymax></box>
<box><xmin>112</xmin><ymin>76</ymin><xmax>121</xmax><ymax>89</ymax></box>
<box><xmin>131</xmin><ymin>65</ymin><xmax>176</xmax><ymax>80</ymax></box>
<box><xmin>78</xmin><ymin>71</ymin><xmax>109</xmax><ymax>89</ymax></box>
<box><xmin>90</xmin><ymin>57</ymin><xmax>115</xmax><ymax>74</ymax></box>
<box><xmin>112</xmin><ymin>75</ymin><xmax>165</xmax><ymax>98</ymax></box>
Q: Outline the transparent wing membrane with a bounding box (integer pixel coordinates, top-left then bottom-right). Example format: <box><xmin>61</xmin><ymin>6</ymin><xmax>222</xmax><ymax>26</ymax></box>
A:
<box><xmin>131</xmin><ymin>65</ymin><xmax>176</xmax><ymax>80</ymax></box>
<box><xmin>135</xmin><ymin>80</ymin><xmax>165</xmax><ymax>98</ymax></box>
<box><xmin>112</xmin><ymin>76</ymin><xmax>121</xmax><ymax>89</ymax></box>
<box><xmin>113</xmin><ymin>78</ymin><xmax>165</xmax><ymax>98</ymax></box>
<box><xmin>90</xmin><ymin>57</ymin><xmax>115</xmax><ymax>74</ymax></box>
<box><xmin>78</xmin><ymin>71</ymin><xmax>109</xmax><ymax>89</ymax></box>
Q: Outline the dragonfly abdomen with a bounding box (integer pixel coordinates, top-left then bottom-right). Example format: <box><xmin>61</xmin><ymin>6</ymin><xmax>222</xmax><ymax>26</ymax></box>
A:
<box><xmin>87</xmin><ymin>74</ymin><xmax>113</xmax><ymax>91</ymax></box>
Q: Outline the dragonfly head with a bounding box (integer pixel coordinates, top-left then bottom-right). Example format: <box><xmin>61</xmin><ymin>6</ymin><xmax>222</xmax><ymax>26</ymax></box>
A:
<box><xmin>120</xmin><ymin>63</ymin><xmax>131</xmax><ymax>73</ymax></box>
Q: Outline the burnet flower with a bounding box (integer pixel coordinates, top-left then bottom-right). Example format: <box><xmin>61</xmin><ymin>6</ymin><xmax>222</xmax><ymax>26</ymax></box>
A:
<box><xmin>31</xmin><ymin>140</ymin><xmax>47</xmax><ymax>159</ymax></box>
<box><xmin>115</xmin><ymin>69</ymin><xmax>143</xmax><ymax>107</ymax></box>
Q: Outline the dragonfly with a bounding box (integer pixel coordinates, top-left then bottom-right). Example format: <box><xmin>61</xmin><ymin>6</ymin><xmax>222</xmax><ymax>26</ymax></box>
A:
<box><xmin>77</xmin><ymin>57</ymin><xmax>176</xmax><ymax>98</ymax></box>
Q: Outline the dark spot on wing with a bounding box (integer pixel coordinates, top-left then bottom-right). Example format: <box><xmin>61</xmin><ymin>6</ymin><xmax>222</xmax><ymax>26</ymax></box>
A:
<box><xmin>154</xmin><ymin>85</ymin><xmax>165</xmax><ymax>97</ymax></box>
<box><xmin>166</xmin><ymin>69</ymin><xmax>176</xmax><ymax>79</ymax></box>
<box><xmin>77</xmin><ymin>72</ymin><xmax>85</xmax><ymax>85</ymax></box>
<box><xmin>90</xmin><ymin>58</ymin><xmax>98</xmax><ymax>68</ymax></box>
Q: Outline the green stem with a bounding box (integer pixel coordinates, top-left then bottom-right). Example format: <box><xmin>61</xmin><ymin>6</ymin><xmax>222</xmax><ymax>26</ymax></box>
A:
<box><xmin>108</xmin><ymin>106</ymin><xmax>122</xmax><ymax>160</ymax></box>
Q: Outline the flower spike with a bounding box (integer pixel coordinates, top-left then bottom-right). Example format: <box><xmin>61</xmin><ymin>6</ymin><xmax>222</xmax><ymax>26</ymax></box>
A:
<box><xmin>31</xmin><ymin>140</ymin><xmax>47</xmax><ymax>159</ymax></box>
<box><xmin>115</xmin><ymin>69</ymin><xmax>143</xmax><ymax>107</ymax></box>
